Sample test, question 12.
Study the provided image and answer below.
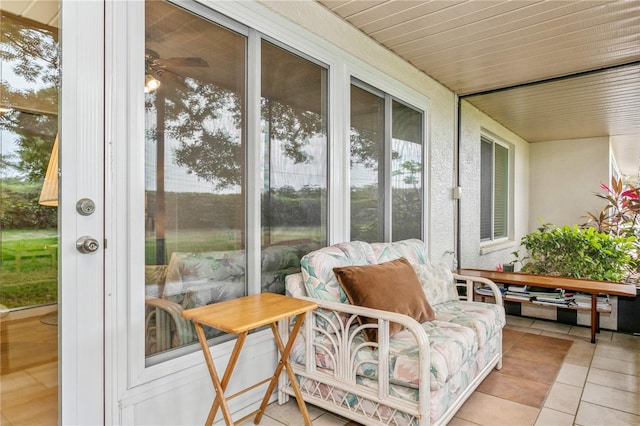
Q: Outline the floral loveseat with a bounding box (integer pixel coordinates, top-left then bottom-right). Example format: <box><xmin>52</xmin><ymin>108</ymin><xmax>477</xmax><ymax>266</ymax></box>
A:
<box><xmin>277</xmin><ymin>239</ymin><xmax>505</xmax><ymax>426</ymax></box>
<box><xmin>144</xmin><ymin>240</ymin><xmax>321</xmax><ymax>355</ymax></box>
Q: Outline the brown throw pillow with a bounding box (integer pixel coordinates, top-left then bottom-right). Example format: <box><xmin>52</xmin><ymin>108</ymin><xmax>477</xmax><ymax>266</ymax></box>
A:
<box><xmin>333</xmin><ymin>257</ymin><xmax>435</xmax><ymax>342</ymax></box>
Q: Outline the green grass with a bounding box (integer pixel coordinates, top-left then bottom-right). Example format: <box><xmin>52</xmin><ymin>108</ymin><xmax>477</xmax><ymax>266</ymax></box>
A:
<box><xmin>1</xmin><ymin>228</ymin><xmax>58</xmax><ymax>309</ymax></box>
<box><xmin>2</xmin><ymin>226</ymin><xmax>323</xmax><ymax>308</ymax></box>
<box><xmin>145</xmin><ymin>227</ymin><xmax>324</xmax><ymax>264</ymax></box>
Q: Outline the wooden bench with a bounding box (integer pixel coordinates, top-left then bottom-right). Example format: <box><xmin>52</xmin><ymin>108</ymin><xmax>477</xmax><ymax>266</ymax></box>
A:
<box><xmin>457</xmin><ymin>269</ymin><xmax>637</xmax><ymax>343</ymax></box>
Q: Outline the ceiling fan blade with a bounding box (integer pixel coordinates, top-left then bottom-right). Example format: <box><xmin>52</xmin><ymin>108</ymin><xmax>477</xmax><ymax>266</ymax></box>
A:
<box><xmin>156</xmin><ymin>57</ymin><xmax>209</xmax><ymax>68</ymax></box>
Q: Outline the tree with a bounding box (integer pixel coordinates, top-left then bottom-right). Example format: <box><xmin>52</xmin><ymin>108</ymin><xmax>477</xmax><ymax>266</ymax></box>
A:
<box><xmin>0</xmin><ymin>12</ymin><xmax>59</xmax><ymax>182</ymax></box>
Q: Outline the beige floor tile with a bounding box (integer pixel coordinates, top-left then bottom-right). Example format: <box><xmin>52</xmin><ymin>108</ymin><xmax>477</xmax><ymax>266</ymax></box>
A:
<box><xmin>535</xmin><ymin>407</ymin><xmax>574</xmax><ymax>426</ymax></box>
<box><xmin>591</xmin><ymin>355</ymin><xmax>639</xmax><ymax>376</ymax></box>
<box><xmin>594</xmin><ymin>342</ymin><xmax>640</xmax><ymax>363</ymax></box>
<box><xmin>448</xmin><ymin>417</ymin><xmax>481</xmax><ymax>426</ymax></box>
<box><xmin>455</xmin><ymin>392</ymin><xmax>539</xmax><ymax>425</ymax></box>
<box><xmin>610</xmin><ymin>333</ymin><xmax>640</xmax><ymax>349</ymax></box>
<box><xmin>595</xmin><ymin>329</ymin><xmax>613</xmax><ymax>341</ymax></box>
<box><xmin>505</xmin><ymin>325</ymin><xmax>543</xmax><ymax>335</ymax></box>
<box><xmin>556</xmin><ymin>363</ymin><xmax>589</xmax><ymax>387</ymax></box>
<box><xmin>506</xmin><ymin>315</ymin><xmax>535</xmax><ymax>328</ymax></box>
<box><xmin>564</xmin><ymin>340</ymin><xmax>596</xmax><ymax>367</ymax></box>
<box><xmin>238</xmin><ymin>416</ymin><xmax>284</xmax><ymax>426</ymax></box>
<box><xmin>568</xmin><ymin>326</ymin><xmax>592</xmax><ymax>338</ymax></box>
<box><xmin>312</xmin><ymin>412</ymin><xmax>352</xmax><ymax>426</ymax></box>
<box><xmin>0</xmin><ymin>370</ymin><xmax>40</xmax><ymax>393</ymax></box>
<box><xmin>581</xmin><ymin>382</ymin><xmax>640</xmax><ymax>415</ymax></box>
<box><xmin>26</xmin><ymin>361</ymin><xmax>58</xmax><ymax>388</ymax></box>
<box><xmin>1</xmin><ymin>412</ymin><xmax>12</xmax><ymax>426</ymax></box>
<box><xmin>530</xmin><ymin>320</ymin><xmax>572</xmax><ymax>334</ymax></box>
<box><xmin>1</xmin><ymin>386</ymin><xmax>57</xmax><ymax>425</ymax></box>
<box><xmin>540</xmin><ymin>330</ymin><xmax>590</xmax><ymax>343</ymax></box>
<box><xmin>543</xmin><ymin>382</ymin><xmax>582</xmax><ymax>415</ymax></box>
<box><xmin>575</xmin><ymin>401</ymin><xmax>640</xmax><ymax>426</ymax></box>
<box><xmin>587</xmin><ymin>367</ymin><xmax>639</xmax><ymax>393</ymax></box>
<box><xmin>260</xmin><ymin>400</ymin><xmax>327</xmax><ymax>425</ymax></box>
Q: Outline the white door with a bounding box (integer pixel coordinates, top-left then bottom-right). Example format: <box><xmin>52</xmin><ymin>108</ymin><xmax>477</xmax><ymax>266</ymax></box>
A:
<box><xmin>59</xmin><ymin>2</ymin><xmax>105</xmax><ymax>424</ymax></box>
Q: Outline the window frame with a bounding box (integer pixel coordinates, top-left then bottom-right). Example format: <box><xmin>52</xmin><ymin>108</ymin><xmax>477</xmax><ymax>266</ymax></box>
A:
<box><xmin>480</xmin><ymin>133</ymin><xmax>511</xmax><ymax>244</ymax></box>
<box><xmin>349</xmin><ymin>78</ymin><xmax>426</xmax><ymax>243</ymax></box>
<box><xmin>123</xmin><ymin>0</ymin><xmax>431</xmax><ymax>384</ymax></box>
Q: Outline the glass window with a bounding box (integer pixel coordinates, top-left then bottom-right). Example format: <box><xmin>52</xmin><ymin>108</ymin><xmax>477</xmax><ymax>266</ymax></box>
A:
<box><xmin>349</xmin><ymin>82</ymin><xmax>423</xmax><ymax>242</ymax></box>
<box><xmin>480</xmin><ymin>135</ymin><xmax>509</xmax><ymax>241</ymax></box>
<box><xmin>143</xmin><ymin>3</ymin><xmax>329</xmax><ymax>361</ymax></box>
<box><xmin>144</xmin><ymin>1</ymin><xmax>247</xmax><ymax>357</ymax></box>
<box><xmin>0</xmin><ymin>11</ymin><xmax>59</xmax><ymax>312</ymax></box>
<box><xmin>260</xmin><ymin>40</ymin><xmax>327</xmax><ymax>291</ymax></box>
<box><xmin>391</xmin><ymin>100</ymin><xmax>423</xmax><ymax>241</ymax></box>
<box><xmin>349</xmin><ymin>85</ymin><xmax>385</xmax><ymax>242</ymax></box>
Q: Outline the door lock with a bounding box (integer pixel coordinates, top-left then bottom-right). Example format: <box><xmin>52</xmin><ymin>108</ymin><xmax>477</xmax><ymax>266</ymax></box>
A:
<box><xmin>76</xmin><ymin>236</ymin><xmax>100</xmax><ymax>254</ymax></box>
<box><xmin>76</xmin><ymin>198</ymin><xmax>96</xmax><ymax>216</ymax></box>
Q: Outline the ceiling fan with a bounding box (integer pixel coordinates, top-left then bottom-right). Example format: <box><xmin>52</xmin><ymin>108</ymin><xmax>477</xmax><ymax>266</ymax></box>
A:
<box><xmin>145</xmin><ymin>49</ymin><xmax>209</xmax><ymax>69</ymax></box>
<box><xmin>145</xmin><ymin>48</ymin><xmax>209</xmax><ymax>91</ymax></box>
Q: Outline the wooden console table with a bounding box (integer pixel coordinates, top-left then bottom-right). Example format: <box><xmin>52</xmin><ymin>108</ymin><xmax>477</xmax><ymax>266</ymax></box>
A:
<box><xmin>458</xmin><ymin>269</ymin><xmax>636</xmax><ymax>343</ymax></box>
<box><xmin>182</xmin><ymin>293</ymin><xmax>317</xmax><ymax>425</ymax></box>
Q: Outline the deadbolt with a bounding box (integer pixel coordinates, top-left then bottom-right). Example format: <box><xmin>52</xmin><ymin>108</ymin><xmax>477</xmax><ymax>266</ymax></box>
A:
<box><xmin>76</xmin><ymin>236</ymin><xmax>100</xmax><ymax>254</ymax></box>
<box><xmin>76</xmin><ymin>198</ymin><xmax>96</xmax><ymax>216</ymax></box>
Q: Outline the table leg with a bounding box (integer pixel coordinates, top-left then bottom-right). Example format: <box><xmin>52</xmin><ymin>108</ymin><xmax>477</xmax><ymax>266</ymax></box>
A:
<box><xmin>194</xmin><ymin>322</ymin><xmax>247</xmax><ymax>425</ymax></box>
<box><xmin>254</xmin><ymin>313</ymin><xmax>311</xmax><ymax>426</ymax></box>
<box><xmin>590</xmin><ymin>294</ymin><xmax>597</xmax><ymax>344</ymax></box>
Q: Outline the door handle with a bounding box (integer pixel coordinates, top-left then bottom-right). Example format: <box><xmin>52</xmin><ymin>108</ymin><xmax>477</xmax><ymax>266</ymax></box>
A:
<box><xmin>76</xmin><ymin>236</ymin><xmax>100</xmax><ymax>254</ymax></box>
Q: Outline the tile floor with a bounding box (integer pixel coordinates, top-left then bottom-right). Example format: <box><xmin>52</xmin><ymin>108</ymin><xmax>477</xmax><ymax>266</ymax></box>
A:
<box><xmin>1</xmin><ymin>313</ymin><xmax>638</xmax><ymax>425</ymax></box>
<box><xmin>252</xmin><ymin>315</ymin><xmax>640</xmax><ymax>426</ymax></box>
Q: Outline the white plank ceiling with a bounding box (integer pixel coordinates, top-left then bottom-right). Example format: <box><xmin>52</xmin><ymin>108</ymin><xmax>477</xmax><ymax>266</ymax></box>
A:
<box><xmin>317</xmin><ymin>0</ymin><xmax>640</xmax><ymax>181</ymax></box>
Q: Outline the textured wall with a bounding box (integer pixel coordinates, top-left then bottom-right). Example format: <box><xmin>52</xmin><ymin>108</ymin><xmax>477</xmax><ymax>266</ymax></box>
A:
<box><xmin>529</xmin><ymin>137</ymin><xmax>610</xmax><ymax>230</ymax></box>
<box><xmin>459</xmin><ymin>101</ymin><xmax>530</xmax><ymax>270</ymax></box>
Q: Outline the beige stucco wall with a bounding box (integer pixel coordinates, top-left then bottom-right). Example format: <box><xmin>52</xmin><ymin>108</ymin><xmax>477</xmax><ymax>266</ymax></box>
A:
<box><xmin>529</xmin><ymin>137</ymin><xmax>610</xmax><ymax>230</ymax></box>
<box><xmin>459</xmin><ymin>100</ymin><xmax>530</xmax><ymax>269</ymax></box>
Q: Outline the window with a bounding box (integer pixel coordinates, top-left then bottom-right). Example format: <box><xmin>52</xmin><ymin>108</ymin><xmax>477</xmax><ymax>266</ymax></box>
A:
<box><xmin>143</xmin><ymin>1</ymin><xmax>327</xmax><ymax>361</ymax></box>
<box><xmin>480</xmin><ymin>135</ymin><xmax>509</xmax><ymax>241</ymax></box>
<box><xmin>260</xmin><ymin>40</ymin><xmax>328</xmax><ymax>284</ymax></box>
<box><xmin>349</xmin><ymin>81</ymin><xmax>423</xmax><ymax>242</ymax></box>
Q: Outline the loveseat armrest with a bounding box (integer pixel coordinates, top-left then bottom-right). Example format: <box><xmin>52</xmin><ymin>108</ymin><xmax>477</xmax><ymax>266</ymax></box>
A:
<box><xmin>145</xmin><ymin>297</ymin><xmax>196</xmax><ymax>355</ymax></box>
<box><xmin>278</xmin><ymin>295</ymin><xmax>431</xmax><ymax>421</ymax></box>
<box><xmin>453</xmin><ymin>273</ymin><xmax>503</xmax><ymax>306</ymax></box>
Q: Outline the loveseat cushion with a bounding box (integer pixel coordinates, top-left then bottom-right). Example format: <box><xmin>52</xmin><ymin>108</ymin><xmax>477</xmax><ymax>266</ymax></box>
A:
<box><xmin>301</xmin><ymin>240</ymin><xmax>376</xmax><ymax>304</ymax></box>
<box><xmin>333</xmin><ymin>258</ymin><xmax>436</xmax><ymax>342</ymax></box>
<box><xmin>370</xmin><ymin>239</ymin><xmax>428</xmax><ymax>265</ymax></box>
<box><xmin>412</xmin><ymin>262</ymin><xmax>459</xmax><ymax>306</ymax></box>
<box><xmin>163</xmin><ymin>250</ymin><xmax>246</xmax><ymax>298</ymax></box>
<box><xmin>433</xmin><ymin>301</ymin><xmax>505</xmax><ymax>348</ymax></box>
<box><xmin>290</xmin><ymin>318</ymin><xmax>478</xmax><ymax>392</ymax></box>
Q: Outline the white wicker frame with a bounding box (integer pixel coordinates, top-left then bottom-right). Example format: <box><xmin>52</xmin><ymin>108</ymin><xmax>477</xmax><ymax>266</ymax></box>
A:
<box><xmin>278</xmin><ymin>274</ymin><xmax>504</xmax><ymax>426</ymax></box>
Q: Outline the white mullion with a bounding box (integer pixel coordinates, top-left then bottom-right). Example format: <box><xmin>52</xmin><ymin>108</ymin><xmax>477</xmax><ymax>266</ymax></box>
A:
<box><xmin>246</xmin><ymin>30</ymin><xmax>261</xmax><ymax>295</ymax></box>
<box><xmin>384</xmin><ymin>95</ymin><xmax>393</xmax><ymax>242</ymax></box>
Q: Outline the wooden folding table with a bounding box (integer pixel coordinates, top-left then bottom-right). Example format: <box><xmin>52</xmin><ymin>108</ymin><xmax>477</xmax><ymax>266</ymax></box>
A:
<box><xmin>182</xmin><ymin>293</ymin><xmax>317</xmax><ymax>425</ymax></box>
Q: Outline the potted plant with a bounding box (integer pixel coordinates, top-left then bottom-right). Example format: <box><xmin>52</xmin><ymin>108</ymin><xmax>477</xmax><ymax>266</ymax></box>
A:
<box><xmin>511</xmin><ymin>221</ymin><xmax>636</xmax><ymax>282</ymax></box>
<box><xmin>510</xmin><ymin>177</ymin><xmax>640</xmax><ymax>334</ymax></box>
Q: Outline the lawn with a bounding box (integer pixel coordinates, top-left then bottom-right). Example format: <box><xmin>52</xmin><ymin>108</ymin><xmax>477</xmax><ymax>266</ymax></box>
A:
<box><xmin>1</xmin><ymin>228</ymin><xmax>58</xmax><ymax>309</ymax></box>
<box><xmin>2</xmin><ymin>226</ymin><xmax>323</xmax><ymax>309</ymax></box>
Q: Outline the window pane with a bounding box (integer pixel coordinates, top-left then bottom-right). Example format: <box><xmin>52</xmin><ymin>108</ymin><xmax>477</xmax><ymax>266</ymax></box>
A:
<box><xmin>391</xmin><ymin>101</ymin><xmax>422</xmax><ymax>241</ymax></box>
<box><xmin>0</xmin><ymin>12</ymin><xmax>59</xmax><ymax>309</ymax></box>
<box><xmin>260</xmin><ymin>40</ymin><xmax>327</xmax><ymax>290</ymax></box>
<box><xmin>493</xmin><ymin>144</ymin><xmax>508</xmax><ymax>239</ymax></box>
<box><xmin>480</xmin><ymin>138</ymin><xmax>493</xmax><ymax>241</ymax></box>
<box><xmin>144</xmin><ymin>1</ymin><xmax>246</xmax><ymax>358</ymax></box>
<box><xmin>350</xmin><ymin>85</ymin><xmax>385</xmax><ymax>242</ymax></box>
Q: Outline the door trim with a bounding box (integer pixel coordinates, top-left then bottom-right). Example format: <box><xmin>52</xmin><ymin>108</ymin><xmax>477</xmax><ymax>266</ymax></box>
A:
<box><xmin>60</xmin><ymin>1</ymin><xmax>105</xmax><ymax>424</ymax></box>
